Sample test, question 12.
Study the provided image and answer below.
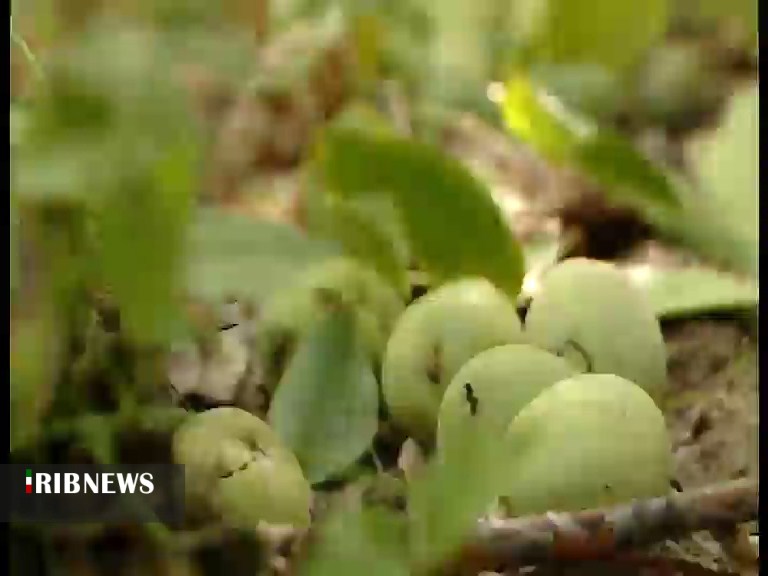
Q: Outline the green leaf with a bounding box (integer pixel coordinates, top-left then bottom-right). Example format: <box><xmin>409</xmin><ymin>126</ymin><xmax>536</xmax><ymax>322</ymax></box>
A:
<box><xmin>529</xmin><ymin>0</ymin><xmax>669</xmax><ymax>71</ymax></box>
<box><xmin>76</xmin><ymin>415</ymin><xmax>116</xmax><ymax>464</ymax></box>
<box><xmin>622</xmin><ymin>263</ymin><xmax>758</xmax><ymax>319</ymax></box>
<box><xmin>682</xmin><ymin>86</ymin><xmax>758</xmax><ymax>277</ymax></box>
<box><xmin>500</xmin><ymin>40</ymin><xmax>755</xmax><ymax>279</ymax></box>
<box><xmin>95</xmin><ymin>142</ymin><xmax>197</xmax><ymax>343</ymax></box>
<box><xmin>304</xmin><ymin>192</ymin><xmax>410</xmax><ymax>296</ymax></box>
<box><xmin>269</xmin><ymin>306</ymin><xmax>379</xmax><ymax>484</ymax></box>
<box><xmin>424</xmin><ymin>0</ymin><xmax>502</xmax><ymax>98</ymax></box>
<box><xmin>314</xmin><ymin>127</ymin><xmax>525</xmax><ymax>299</ymax></box>
<box><xmin>575</xmin><ymin>130</ymin><xmax>681</xmax><ymax>211</ymax></box>
<box><xmin>499</xmin><ymin>75</ymin><xmax>681</xmax><ymax>214</ymax></box>
<box><xmin>300</xmin><ymin>505</ymin><xmax>409</xmax><ymax>576</ymax></box>
<box><xmin>15</xmin><ymin>27</ymin><xmax>205</xmax><ymax>344</ymax></box>
<box><xmin>10</xmin><ymin>105</ymin><xmax>29</xmax><ymax>147</ymax></box>
<box><xmin>186</xmin><ymin>208</ymin><xmax>340</xmax><ymax>304</ymax></box>
<box><xmin>408</xmin><ymin>420</ymin><xmax>507</xmax><ymax>571</ymax></box>
<box><xmin>499</xmin><ymin>75</ymin><xmax>584</xmax><ymax>162</ymax></box>
<box><xmin>11</xmin><ymin>308</ymin><xmax>60</xmax><ymax>450</ymax></box>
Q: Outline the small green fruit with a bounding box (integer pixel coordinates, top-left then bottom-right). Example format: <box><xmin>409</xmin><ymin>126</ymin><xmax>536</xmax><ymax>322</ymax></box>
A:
<box><xmin>502</xmin><ymin>373</ymin><xmax>673</xmax><ymax>516</ymax></box>
<box><xmin>437</xmin><ymin>344</ymin><xmax>577</xmax><ymax>461</ymax></box>
<box><xmin>173</xmin><ymin>407</ymin><xmax>312</xmax><ymax>528</ymax></box>
<box><xmin>633</xmin><ymin>42</ymin><xmax>725</xmax><ymax>130</ymax></box>
<box><xmin>382</xmin><ymin>278</ymin><xmax>525</xmax><ymax>442</ymax></box>
<box><xmin>524</xmin><ymin>258</ymin><xmax>667</xmax><ymax>402</ymax></box>
<box><xmin>259</xmin><ymin>258</ymin><xmax>405</xmax><ymax>385</ymax></box>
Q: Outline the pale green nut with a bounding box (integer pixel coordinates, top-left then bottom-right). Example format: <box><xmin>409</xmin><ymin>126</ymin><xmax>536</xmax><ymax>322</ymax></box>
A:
<box><xmin>502</xmin><ymin>373</ymin><xmax>673</xmax><ymax>516</ymax></box>
<box><xmin>259</xmin><ymin>257</ymin><xmax>406</xmax><ymax>385</ymax></box>
<box><xmin>437</xmin><ymin>344</ymin><xmax>576</xmax><ymax>462</ymax></box>
<box><xmin>524</xmin><ymin>258</ymin><xmax>667</xmax><ymax>403</ymax></box>
<box><xmin>635</xmin><ymin>43</ymin><xmax>724</xmax><ymax>129</ymax></box>
<box><xmin>382</xmin><ymin>278</ymin><xmax>525</xmax><ymax>442</ymax></box>
<box><xmin>173</xmin><ymin>407</ymin><xmax>312</xmax><ymax>528</ymax></box>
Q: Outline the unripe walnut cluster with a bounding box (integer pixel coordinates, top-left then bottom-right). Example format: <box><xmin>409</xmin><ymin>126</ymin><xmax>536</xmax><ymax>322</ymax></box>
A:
<box><xmin>381</xmin><ymin>278</ymin><xmax>525</xmax><ymax>443</ymax></box>
<box><xmin>383</xmin><ymin>259</ymin><xmax>673</xmax><ymax>515</ymax></box>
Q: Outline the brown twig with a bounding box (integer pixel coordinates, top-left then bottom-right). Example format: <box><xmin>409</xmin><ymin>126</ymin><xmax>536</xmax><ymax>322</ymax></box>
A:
<box><xmin>443</xmin><ymin>478</ymin><xmax>758</xmax><ymax>574</ymax></box>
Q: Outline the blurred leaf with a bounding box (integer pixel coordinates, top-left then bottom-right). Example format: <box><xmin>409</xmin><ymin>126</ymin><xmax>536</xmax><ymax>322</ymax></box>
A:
<box><xmin>331</xmin><ymin>101</ymin><xmax>399</xmax><ymax>136</ymax></box>
<box><xmin>408</xmin><ymin>417</ymin><xmax>507</xmax><ymax>571</ymax></box>
<box><xmin>305</xmin><ymin>106</ymin><xmax>410</xmax><ymax>293</ymax></box>
<box><xmin>623</xmin><ymin>264</ymin><xmax>758</xmax><ymax>319</ymax></box>
<box><xmin>300</xmin><ymin>505</ymin><xmax>409</xmax><ymax>576</ymax></box>
<box><xmin>95</xmin><ymin>142</ymin><xmax>197</xmax><ymax>343</ymax></box>
<box><xmin>528</xmin><ymin>0</ymin><xmax>669</xmax><ymax>71</ymax></box>
<box><xmin>305</xmin><ymin>193</ymin><xmax>410</xmax><ymax>296</ymax></box>
<box><xmin>684</xmin><ymin>85</ymin><xmax>758</xmax><ymax>276</ymax></box>
<box><xmin>10</xmin><ymin>308</ymin><xmax>60</xmax><ymax>450</ymax></box>
<box><xmin>269</xmin><ymin>306</ymin><xmax>379</xmax><ymax>484</ymax></box>
<box><xmin>575</xmin><ymin>130</ymin><xmax>680</xmax><ymax>210</ymax></box>
<box><xmin>529</xmin><ymin>63</ymin><xmax>624</xmax><ymax>120</ymax></box>
<box><xmin>502</xmin><ymin>76</ymin><xmax>756</xmax><ymax>276</ymax></box>
<box><xmin>140</xmin><ymin>0</ymin><xmax>224</xmax><ymax>29</ymax></box>
<box><xmin>165</xmin><ymin>28</ymin><xmax>261</xmax><ymax>85</ymax></box>
<box><xmin>314</xmin><ymin>126</ymin><xmax>525</xmax><ymax>299</ymax></box>
<box><xmin>671</xmin><ymin>0</ymin><xmax>757</xmax><ymax>45</ymax></box>
<box><xmin>10</xmin><ymin>106</ymin><xmax>26</xmax><ymax>147</ymax></box>
<box><xmin>10</xmin><ymin>198</ymin><xmax>21</xmax><ymax>296</ymax></box>
<box><xmin>10</xmin><ymin>16</ymin><xmax>44</xmax><ymax>83</ymax></box>
<box><xmin>16</xmin><ymin>27</ymin><xmax>204</xmax><ymax>344</ymax></box>
<box><xmin>500</xmin><ymin>75</ymin><xmax>681</xmax><ymax>214</ymax></box>
<box><xmin>77</xmin><ymin>414</ymin><xmax>116</xmax><ymax>464</ymax></box>
<box><xmin>186</xmin><ymin>208</ymin><xmax>339</xmax><ymax>304</ymax></box>
<box><xmin>425</xmin><ymin>0</ymin><xmax>500</xmax><ymax>97</ymax></box>
<box><xmin>346</xmin><ymin>193</ymin><xmax>411</xmax><ymax>265</ymax></box>
<box><xmin>629</xmin><ymin>41</ymin><xmax>726</xmax><ymax>129</ymax></box>
<box><xmin>498</xmin><ymin>74</ymin><xmax>583</xmax><ymax>162</ymax></box>
<box><xmin>11</xmin><ymin>203</ymin><xmax>86</xmax><ymax>447</ymax></box>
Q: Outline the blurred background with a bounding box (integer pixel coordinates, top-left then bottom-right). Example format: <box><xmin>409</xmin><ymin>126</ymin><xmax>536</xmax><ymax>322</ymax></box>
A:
<box><xmin>10</xmin><ymin>0</ymin><xmax>758</xmax><ymax>575</ymax></box>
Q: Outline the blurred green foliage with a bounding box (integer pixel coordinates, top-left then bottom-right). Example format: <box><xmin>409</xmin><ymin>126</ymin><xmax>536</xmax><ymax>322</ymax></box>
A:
<box><xmin>186</xmin><ymin>208</ymin><xmax>340</xmax><ymax>303</ymax></box>
<box><xmin>522</xmin><ymin>0</ymin><xmax>669</xmax><ymax>72</ymax></box>
<box><xmin>684</xmin><ymin>86</ymin><xmax>759</xmax><ymax>277</ymax></box>
<box><xmin>300</xmin><ymin>505</ymin><xmax>410</xmax><ymax>576</ymax></box>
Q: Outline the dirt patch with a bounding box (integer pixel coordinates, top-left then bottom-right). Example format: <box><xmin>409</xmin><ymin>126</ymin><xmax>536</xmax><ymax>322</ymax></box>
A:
<box><xmin>662</xmin><ymin>319</ymin><xmax>758</xmax><ymax>490</ymax></box>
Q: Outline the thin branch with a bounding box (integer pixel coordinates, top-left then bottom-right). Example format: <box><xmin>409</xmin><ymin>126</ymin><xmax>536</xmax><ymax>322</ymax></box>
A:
<box><xmin>443</xmin><ymin>478</ymin><xmax>758</xmax><ymax>574</ymax></box>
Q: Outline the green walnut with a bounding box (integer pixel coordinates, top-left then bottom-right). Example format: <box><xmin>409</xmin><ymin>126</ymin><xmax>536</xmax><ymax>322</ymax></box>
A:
<box><xmin>259</xmin><ymin>258</ymin><xmax>406</xmax><ymax>385</ymax></box>
<box><xmin>633</xmin><ymin>42</ymin><xmax>724</xmax><ymax>130</ymax></box>
<box><xmin>173</xmin><ymin>407</ymin><xmax>312</xmax><ymax>528</ymax></box>
<box><xmin>382</xmin><ymin>278</ymin><xmax>525</xmax><ymax>442</ymax></box>
<box><xmin>524</xmin><ymin>258</ymin><xmax>667</xmax><ymax>403</ymax></box>
<box><xmin>436</xmin><ymin>344</ymin><xmax>577</xmax><ymax>462</ymax></box>
<box><xmin>501</xmin><ymin>373</ymin><xmax>673</xmax><ymax>516</ymax></box>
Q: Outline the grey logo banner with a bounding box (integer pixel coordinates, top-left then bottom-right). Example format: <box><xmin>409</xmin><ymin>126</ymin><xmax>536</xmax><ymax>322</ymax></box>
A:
<box><xmin>2</xmin><ymin>465</ymin><xmax>186</xmax><ymax>526</ymax></box>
